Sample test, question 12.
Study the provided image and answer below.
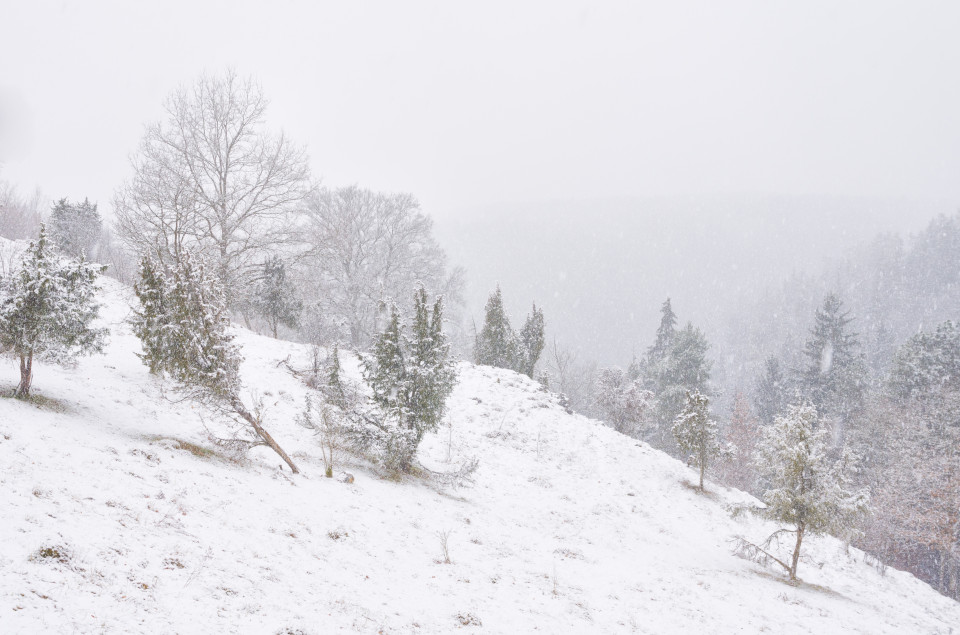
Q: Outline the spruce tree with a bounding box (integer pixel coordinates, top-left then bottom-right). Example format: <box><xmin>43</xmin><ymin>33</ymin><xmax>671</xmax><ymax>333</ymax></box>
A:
<box><xmin>754</xmin><ymin>356</ymin><xmax>788</xmax><ymax>426</ymax></box>
<box><xmin>799</xmin><ymin>293</ymin><xmax>867</xmax><ymax>423</ymax></box>
<box><xmin>672</xmin><ymin>390</ymin><xmax>720</xmax><ymax>491</ymax></box>
<box><xmin>251</xmin><ymin>255</ymin><xmax>303</xmax><ymax>338</ymax></box>
<box><xmin>0</xmin><ymin>225</ymin><xmax>107</xmax><ymax>397</ymax></box>
<box><xmin>48</xmin><ymin>198</ymin><xmax>102</xmax><ymax>262</ymax></box>
<box><xmin>752</xmin><ymin>403</ymin><xmax>869</xmax><ymax>581</ymax></box>
<box><xmin>516</xmin><ymin>303</ymin><xmax>545</xmax><ymax>378</ymax></box>
<box><xmin>645</xmin><ymin>321</ymin><xmax>712</xmax><ymax>451</ymax></box>
<box><xmin>648</xmin><ymin>297</ymin><xmax>677</xmax><ymax>362</ymax></box>
<box><xmin>474</xmin><ymin>285</ymin><xmax>516</xmax><ymax>369</ymax></box>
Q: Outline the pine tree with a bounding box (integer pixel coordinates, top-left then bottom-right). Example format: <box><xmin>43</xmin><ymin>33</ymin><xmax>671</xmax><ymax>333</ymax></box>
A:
<box><xmin>48</xmin><ymin>198</ymin><xmax>103</xmax><ymax>262</ymax></box>
<box><xmin>754</xmin><ymin>356</ymin><xmax>788</xmax><ymax>426</ymax></box>
<box><xmin>251</xmin><ymin>255</ymin><xmax>303</xmax><ymax>338</ymax></box>
<box><xmin>0</xmin><ymin>225</ymin><xmax>107</xmax><ymax>397</ymax></box>
<box><xmin>799</xmin><ymin>293</ymin><xmax>867</xmax><ymax>423</ymax></box>
<box><xmin>516</xmin><ymin>303</ymin><xmax>545</xmax><ymax>378</ymax></box>
<box><xmin>672</xmin><ymin>390</ymin><xmax>720</xmax><ymax>491</ymax></box>
<box><xmin>474</xmin><ymin>285</ymin><xmax>515</xmax><ymax>369</ymax></box>
<box><xmin>752</xmin><ymin>403</ymin><xmax>869</xmax><ymax>581</ymax></box>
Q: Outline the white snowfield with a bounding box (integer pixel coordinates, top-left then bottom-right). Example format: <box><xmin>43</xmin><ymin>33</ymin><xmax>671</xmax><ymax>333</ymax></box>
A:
<box><xmin>1</xmin><ymin>277</ymin><xmax>959</xmax><ymax>635</ymax></box>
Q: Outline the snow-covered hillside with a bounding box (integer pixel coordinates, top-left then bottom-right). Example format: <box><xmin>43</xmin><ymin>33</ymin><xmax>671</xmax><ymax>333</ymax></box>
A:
<box><xmin>2</xmin><ymin>278</ymin><xmax>959</xmax><ymax>634</ymax></box>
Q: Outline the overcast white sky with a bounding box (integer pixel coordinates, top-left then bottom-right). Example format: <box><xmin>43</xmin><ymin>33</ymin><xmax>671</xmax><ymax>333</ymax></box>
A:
<box><xmin>1</xmin><ymin>0</ymin><xmax>959</xmax><ymax>219</ymax></box>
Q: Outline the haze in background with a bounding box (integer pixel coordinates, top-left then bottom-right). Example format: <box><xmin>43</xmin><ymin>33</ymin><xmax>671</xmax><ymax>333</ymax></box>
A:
<box><xmin>2</xmin><ymin>0</ymin><xmax>959</xmax><ymax>367</ymax></box>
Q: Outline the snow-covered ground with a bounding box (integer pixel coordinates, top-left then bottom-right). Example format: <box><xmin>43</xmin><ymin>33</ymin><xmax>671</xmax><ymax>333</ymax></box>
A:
<box><xmin>2</xmin><ymin>277</ymin><xmax>959</xmax><ymax>634</ymax></box>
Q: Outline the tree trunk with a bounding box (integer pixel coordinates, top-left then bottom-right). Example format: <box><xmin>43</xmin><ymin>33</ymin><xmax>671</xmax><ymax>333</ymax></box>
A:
<box><xmin>232</xmin><ymin>398</ymin><xmax>300</xmax><ymax>474</ymax></box>
<box><xmin>699</xmin><ymin>459</ymin><xmax>705</xmax><ymax>492</ymax></box>
<box><xmin>16</xmin><ymin>352</ymin><xmax>33</xmax><ymax>398</ymax></box>
<box><xmin>790</xmin><ymin>524</ymin><xmax>805</xmax><ymax>581</ymax></box>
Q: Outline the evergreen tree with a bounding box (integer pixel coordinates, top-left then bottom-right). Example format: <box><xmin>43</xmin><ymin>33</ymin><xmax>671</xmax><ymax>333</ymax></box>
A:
<box><xmin>672</xmin><ymin>390</ymin><xmax>721</xmax><ymax>491</ymax></box>
<box><xmin>648</xmin><ymin>297</ymin><xmax>677</xmax><ymax>362</ymax></box>
<box><xmin>516</xmin><ymin>303</ymin><xmax>545</xmax><ymax>378</ymax></box>
<box><xmin>362</xmin><ymin>287</ymin><xmax>457</xmax><ymax>470</ymax></box>
<box><xmin>752</xmin><ymin>403</ymin><xmax>869</xmax><ymax>581</ymax></box>
<box><xmin>251</xmin><ymin>255</ymin><xmax>303</xmax><ymax>338</ymax></box>
<box><xmin>367</xmin><ymin>305</ymin><xmax>405</xmax><ymax>414</ymax></box>
<box><xmin>405</xmin><ymin>287</ymin><xmax>457</xmax><ymax>443</ymax></box>
<box><xmin>153</xmin><ymin>251</ymin><xmax>241</xmax><ymax>399</ymax></box>
<box><xmin>595</xmin><ymin>366</ymin><xmax>655</xmax><ymax>436</ymax></box>
<box><xmin>889</xmin><ymin>320</ymin><xmax>960</xmax><ymax>405</ymax></box>
<box><xmin>325</xmin><ymin>343</ymin><xmax>347</xmax><ymax>411</ymax></box>
<box><xmin>131</xmin><ymin>255</ymin><xmax>170</xmax><ymax>374</ymax></box>
<box><xmin>0</xmin><ymin>225</ymin><xmax>107</xmax><ymax>397</ymax></box>
<box><xmin>474</xmin><ymin>285</ymin><xmax>515</xmax><ymax>369</ymax></box>
<box><xmin>130</xmin><ymin>249</ymin><xmax>299</xmax><ymax>472</ymax></box>
<box><xmin>799</xmin><ymin>293</ymin><xmax>867</xmax><ymax>423</ymax></box>
<box><xmin>754</xmin><ymin>356</ymin><xmax>788</xmax><ymax>426</ymax></box>
<box><xmin>48</xmin><ymin>198</ymin><xmax>102</xmax><ymax>262</ymax></box>
<box><xmin>645</xmin><ymin>320</ymin><xmax>712</xmax><ymax>451</ymax></box>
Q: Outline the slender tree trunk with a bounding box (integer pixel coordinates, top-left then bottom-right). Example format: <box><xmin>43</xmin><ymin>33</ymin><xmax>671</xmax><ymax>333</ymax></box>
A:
<box><xmin>790</xmin><ymin>524</ymin><xmax>805</xmax><ymax>581</ymax></box>
<box><xmin>699</xmin><ymin>458</ymin><xmax>705</xmax><ymax>492</ymax></box>
<box><xmin>272</xmin><ymin>320</ymin><xmax>278</xmax><ymax>339</ymax></box>
<box><xmin>16</xmin><ymin>352</ymin><xmax>33</xmax><ymax>398</ymax></box>
<box><xmin>231</xmin><ymin>398</ymin><xmax>300</xmax><ymax>474</ymax></box>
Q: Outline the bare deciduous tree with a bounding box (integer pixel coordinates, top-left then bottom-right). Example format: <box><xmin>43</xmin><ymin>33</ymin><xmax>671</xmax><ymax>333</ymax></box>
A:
<box><xmin>114</xmin><ymin>69</ymin><xmax>310</xmax><ymax>309</ymax></box>
<box><xmin>303</xmin><ymin>185</ymin><xmax>464</xmax><ymax>349</ymax></box>
<box><xmin>0</xmin><ymin>180</ymin><xmax>44</xmax><ymax>241</ymax></box>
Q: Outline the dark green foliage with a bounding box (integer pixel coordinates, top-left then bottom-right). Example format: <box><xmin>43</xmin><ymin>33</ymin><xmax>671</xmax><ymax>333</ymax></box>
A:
<box><xmin>251</xmin><ymin>255</ymin><xmax>303</xmax><ymax>338</ymax></box>
<box><xmin>474</xmin><ymin>285</ymin><xmax>515</xmax><ymax>369</ymax></box>
<box><xmin>131</xmin><ymin>256</ymin><xmax>169</xmax><ymax>374</ymax></box>
<box><xmin>361</xmin><ymin>286</ymin><xmax>457</xmax><ymax>469</ymax></box>
<box><xmin>48</xmin><ymin>198</ymin><xmax>102</xmax><ymax>262</ymax></box>
<box><xmin>644</xmin><ymin>321</ymin><xmax>712</xmax><ymax>445</ymax></box>
<box><xmin>754</xmin><ymin>356</ymin><xmax>789</xmax><ymax>426</ymax></box>
<box><xmin>517</xmin><ymin>303</ymin><xmax>545</xmax><ymax>378</ymax></box>
<box><xmin>131</xmin><ymin>251</ymin><xmax>241</xmax><ymax>399</ymax></box>
<box><xmin>325</xmin><ymin>343</ymin><xmax>347</xmax><ymax>410</ymax></box>
<box><xmin>0</xmin><ymin>225</ymin><xmax>107</xmax><ymax>397</ymax></box>
<box><xmin>889</xmin><ymin>321</ymin><xmax>960</xmax><ymax>404</ymax></box>
<box><xmin>648</xmin><ymin>297</ymin><xmax>677</xmax><ymax>362</ymax></box>
<box><xmin>474</xmin><ymin>287</ymin><xmax>545</xmax><ymax>378</ymax></box>
<box><xmin>367</xmin><ymin>306</ymin><xmax>405</xmax><ymax>413</ymax></box>
<box><xmin>404</xmin><ymin>288</ymin><xmax>457</xmax><ymax>443</ymax></box>
<box><xmin>672</xmin><ymin>390</ymin><xmax>720</xmax><ymax>491</ymax></box>
<box><xmin>799</xmin><ymin>293</ymin><xmax>866</xmax><ymax>422</ymax></box>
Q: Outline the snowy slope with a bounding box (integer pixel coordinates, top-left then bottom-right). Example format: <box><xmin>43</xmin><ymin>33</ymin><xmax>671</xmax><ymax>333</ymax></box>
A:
<box><xmin>1</xmin><ymin>277</ymin><xmax>959</xmax><ymax>634</ymax></box>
